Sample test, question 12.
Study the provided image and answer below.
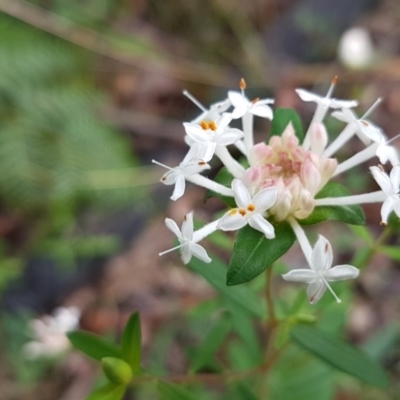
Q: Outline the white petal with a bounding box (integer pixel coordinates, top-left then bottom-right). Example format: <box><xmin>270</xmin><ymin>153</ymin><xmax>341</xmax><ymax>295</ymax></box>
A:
<box><xmin>370</xmin><ymin>166</ymin><xmax>392</xmax><ymax>195</ymax></box>
<box><xmin>228</xmin><ymin>91</ymin><xmax>248</xmax><ymax>109</ymax></box>
<box><xmin>307</xmin><ymin>278</ymin><xmax>326</xmax><ymax>304</ymax></box>
<box><xmin>216</xmin><ymin>128</ymin><xmax>244</xmax><ymax>146</ymax></box>
<box><xmin>171</xmin><ymin>175</ymin><xmax>186</xmax><ymax>201</ymax></box>
<box><xmin>165</xmin><ymin>218</ymin><xmax>182</xmax><ymax>239</ymax></box>
<box><xmin>324</xmin><ymin>265</ymin><xmax>359</xmax><ymax>281</ymax></box>
<box><xmin>295</xmin><ymin>88</ymin><xmax>321</xmax><ymax>103</ymax></box>
<box><xmin>381</xmin><ymin>196</ymin><xmax>395</xmax><ymax>224</ymax></box>
<box><xmin>183</xmin><ymin>123</ymin><xmax>211</xmax><ymax>143</ymax></box>
<box><xmin>330</xmin><ymin>99</ymin><xmax>358</xmax><ymax>109</ymax></box>
<box><xmin>182</xmin><ymin>159</ymin><xmax>210</xmax><ymax>176</ymax></box>
<box><xmin>356</xmin><ymin>121</ymin><xmax>383</xmax><ymax>145</ymax></box>
<box><xmin>311</xmin><ymin>235</ymin><xmax>332</xmax><ymax>272</ymax></box>
<box><xmin>393</xmin><ymin>199</ymin><xmax>400</xmax><ymax>218</ymax></box>
<box><xmin>252</xmin><ymin>187</ymin><xmax>278</xmax><ymax>212</ymax></box>
<box><xmin>331</xmin><ymin>109</ymin><xmax>352</xmax><ymax>123</ymax></box>
<box><xmin>250</xmin><ymin>104</ymin><xmax>273</xmax><ymax>119</ymax></box>
<box><xmin>232</xmin><ymin>179</ymin><xmax>251</xmax><ymax>208</ymax></box>
<box><xmin>216</xmin><ymin>113</ymin><xmax>233</xmax><ymax>131</ymax></box>
<box><xmin>218</xmin><ymin>209</ymin><xmax>248</xmax><ymax>231</ymax></box>
<box><xmin>248</xmin><ymin>214</ymin><xmax>275</xmax><ymax>239</ymax></box>
<box><xmin>281</xmin><ymin>269</ymin><xmax>316</xmax><ymax>283</ymax></box>
<box><xmin>181</xmin><ymin>245</ymin><xmax>192</xmax><ymax>264</ymax></box>
<box><xmin>390</xmin><ymin>165</ymin><xmax>400</xmax><ymax>189</ymax></box>
<box><xmin>190</xmin><ymin>243</ymin><xmax>212</xmax><ymax>263</ymax></box>
<box><xmin>161</xmin><ymin>168</ymin><xmax>180</xmax><ymax>185</ymax></box>
<box><xmin>181</xmin><ymin>212</ymin><xmax>194</xmax><ymax>240</ymax></box>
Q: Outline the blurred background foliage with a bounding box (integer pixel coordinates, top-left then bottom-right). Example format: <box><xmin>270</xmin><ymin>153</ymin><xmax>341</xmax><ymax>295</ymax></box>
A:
<box><xmin>0</xmin><ymin>0</ymin><xmax>399</xmax><ymax>399</ymax></box>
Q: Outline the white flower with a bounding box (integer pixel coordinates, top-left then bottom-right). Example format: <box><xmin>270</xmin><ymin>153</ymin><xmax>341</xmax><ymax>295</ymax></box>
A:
<box><xmin>161</xmin><ymin>212</ymin><xmax>213</xmax><ymax>264</ymax></box>
<box><xmin>154</xmin><ymin>144</ymin><xmax>211</xmax><ymax>201</ymax></box>
<box><xmin>370</xmin><ymin>165</ymin><xmax>400</xmax><ymax>224</ymax></box>
<box><xmin>282</xmin><ymin>235</ymin><xmax>359</xmax><ymax>304</ymax></box>
<box><xmin>376</xmin><ymin>141</ymin><xmax>399</xmax><ymax>166</ymax></box>
<box><xmin>23</xmin><ymin>307</ymin><xmax>80</xmax><ymax>359</ymax></box>
<box><xmin>183</xmin><ymin>113</ymin><xmax>244</xmax><ymax>161</ymax></box>
<box><xmin>228</xmin><ymin>91</ymin><xmax>273</xmax><ymax>120</ymax></box>
<box><xmin>218</xmin><ymin>179</ymin><xmax>278</xmax><ymax>238</ymax></box>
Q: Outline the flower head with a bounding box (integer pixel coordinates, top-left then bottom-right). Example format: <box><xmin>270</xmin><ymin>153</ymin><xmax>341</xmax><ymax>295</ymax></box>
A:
<box><xmin>244</xmin><ymin>124</ymin><xmax>337</xmax><ymax>220</ymax></box>
<box><xmin>228</xmin><ymin>91</ymin><xmax>273</xmax><ymax>120</ymax></box>
<box><xmin>282</xmin><ymin>235</ymin><xmax>359</xmax><ymax>304</ymax></box>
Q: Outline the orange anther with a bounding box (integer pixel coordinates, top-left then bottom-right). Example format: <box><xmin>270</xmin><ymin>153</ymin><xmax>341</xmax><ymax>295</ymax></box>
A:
<box><xmin>208</xmin><ymin>121</ymin><xmax>217</xmax><ymax>131</ymax></box>
<box><xmin>200</xmin><ymin>121</ymin><xmax>209</xmax><ymax>130</ymax></box>
<box><xmin>240</xmin><ymin>78</ymin><xmax>246</xmax><ymax>90</ymax></box>
<box><xmin>247</xmin><ymin>204</ymin><xmax>255</xmax><ymax>212</ymax></box>
<box><xmin>239</xmin><ymin>209</ymin><xmax>246</xmax><ymax>216</ymax></box>
<box><xmin>251</xmin><ymin>97</ymin><xmax>260</xmax><ymax>104</ymax></box>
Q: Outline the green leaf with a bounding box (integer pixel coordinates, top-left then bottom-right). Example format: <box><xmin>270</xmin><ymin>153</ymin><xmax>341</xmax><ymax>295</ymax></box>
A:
<box><xmin>86</xmin><ymin>383</ymin><xmax>126</xmax><ymax>400</ymax></box>
<box><xmin>378</xmin><ymin>245</ymin><xmax>400</xmax><ymax>261</ymax></box>
<box><xmin>189</xmin><ymin>254</ymin><xmax>265</xmax><ymax>317</ymax></box>
<box><xmin>121</xmin><ymin>312</ymin><xmax>141</xmax><ymax>373</ymax></box>
<box><xmin>190</xmin><ymin>314</ymin><xmax>231</xmax><ymax>372</ymax></box>
<box><xmin>290</xmin><ymin>325</ymin><xmax>388</xmax><ymax>387</ymax></box>
<box><xmin>227</xmin><ymin>222</ymin><xmax>296</xmax><ymax>285</ymax></box>
<box><xmin>67</xmin><ymin>331</ymin><xmax>122</xmax><ymax>361</ymax></box>
<box><xmin>270</xmin><ymin>108</ymin><xmax>304</xmax><ymax>142</ymax></box>
<box><xmin>300</xmin><ymin>182</ymin><xmax>365</xmax><ymax>226</ymax></box>
<box><xmin>362</xmin><ymin>323</ymin><xmax>400</xmax><ymax>360</ymax></box>
<box><xmin>102</xmin><ymin>357</ymin><xmax>132</xmax><ymax>385</ymax></box>
<box><xmin>157</xmin><ymin>381</ymin><xmax>199</xmax><ymax>400</ymax></box>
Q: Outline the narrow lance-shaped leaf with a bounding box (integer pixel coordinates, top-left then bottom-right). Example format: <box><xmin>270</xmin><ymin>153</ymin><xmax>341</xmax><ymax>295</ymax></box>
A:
<box><xmin>190</xmin><ymin>313</ymin><xmax>232</xmax><ymax>373</ymax></box>
<box><xmin>227</xmin><ymin>222</ymin><xmax>296</xmax><ymax>285</ymax></box>
<box><xmin>121</xmin><ymin>312</ymin><xmax>141</xmax><ymax>373</ymax></box>
<box><xmin>300</xmin><ymin>181</ymin><xmax>365</xmax><ymax>226</ymax></box>
<box><xmin>290</xmin><ymin>325</ymin><xmax>388</xmax><ymax>388</ymax></box>
<box><xmin>67</xmin><ymin>331</ymin><xmax>122</xmax><ymax>361</ymax></box>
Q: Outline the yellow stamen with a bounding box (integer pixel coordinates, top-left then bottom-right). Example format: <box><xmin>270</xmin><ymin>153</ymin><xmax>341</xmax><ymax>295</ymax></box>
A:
<box><xmin>229</xmin><ymin>209</ymin><xmax>237</xmax><ymax>216</ymax></box>
<box><xmin>208</xmin><ymin>121</ymin><xmax>217</xmax><ymax>131</ymax></box>
<box><xmin>200</xmin><ymin>121</ymin><xmax>209</xmax><ymax>130</ymax></box>
<box><xmin>247</xmin><ymin>204</ymin><xmax>255</xmax><ymax>212</ymax></box>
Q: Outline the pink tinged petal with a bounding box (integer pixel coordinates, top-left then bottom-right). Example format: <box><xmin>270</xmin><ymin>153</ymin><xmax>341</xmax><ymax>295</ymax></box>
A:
<box><xmin>381</xmin><ymin>197</ymin><xmax>395</xmax><ymax>224</ymax></box>
<box><xmin>165</xmin><ymin>218</ymin><xmax>182</xmax><ymax>239</ymax></box>
<box><xmin>295</xmin><ymin>89</ymin><xmax>321</xmax><ymax>103</ymax></box>
<box><xmin>250</xmin><ymin>104</ymin><xmax>273</xmax><ymax>119</ymax></box>
<box><xmin>216</xmin><ymin>128</ymin><xmax>244</xmax><ymax>146</ymax></box>
<box><xmin>307</xmin><ymin>278</ymin><xmax>326</xmax><ymax>304</ymax></box>
<box><xmin>161</xmin><ymin>168</ymin><xmax>180</xmax><ymax>185</ymax></box>
<box><xmin>248</xmin><ymin>213</ymin><xmax>275</xmax><ymax>239</ymax></box>
<box><xmin>232</xmin><ymin>179</ymin><xmax>252</xmax><ymax>208</ymax></box>
<box><xmin>171</xmin><ymin>175</ymin><xmax>186</xmax><ymax>201</ymax></box>
<box><xmin>311</xmin><ymin>235</ymin><xmax>332</xmax><ymax>272</ymax></box>
<box><xmin>281</xmin><ymin>269</ymin><xmax>316</xmax><ymax>283</ymax></box>
<box><xmin>181</xmin><ymin>212</ymin><xmax>194</xmax><ymax>240</ymax></box>
<box><xmin>324</xmin><ymin>265</ymin><xmax>359</xmax><ymax>281</ymax></box>
<box><xmin>183</xmin><ymin>123</ymin><xmax>211</xmax><ymax>143</ymax></box>
<box><xmin>309</xmin><ymin>122</ymin><xmax>328</xmax><ymax>156</ymax></box>
<box><xmin>252</xmin><ymin>187</ymin><xmax>278</xmax><ymax>212</ymax></box>
<box><xmin>218</xmin><ymin>209</ymin><xmax>248</xmax><ymax>231</ymax></box>
<box><xmin>301</xmin><ymin>158</ymin><xmax>321</xmax><ymax>196</ymax></box>
<box><xmin>370</xmin><ymin>167</ymin><xmax>392</xmax><ymax>195</ymax></box>
<box><xmin>249</xmin><ymin>143</ymin><xmax>273</xmax><ymax>165</ymax></box>
<box><xmin>189</xmin><ymin>243</ymin><xmax>212</xmax><ymax>263</ymax></box>
<box><xmin>390</xmin><ymin>165</ymin><xmax>400</xmax><ymax>189</ymax></box>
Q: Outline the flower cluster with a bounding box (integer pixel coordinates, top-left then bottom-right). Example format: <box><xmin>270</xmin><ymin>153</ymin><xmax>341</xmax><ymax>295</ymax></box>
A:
<box><xmin>154</xmin><ymin>77</ymin><xmax>399</xmax><ymax>304</ymax></box>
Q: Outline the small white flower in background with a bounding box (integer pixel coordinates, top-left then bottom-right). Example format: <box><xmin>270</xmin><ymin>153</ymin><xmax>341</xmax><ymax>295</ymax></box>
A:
<box><xmin>338</xmin><ymin>27</ymin><xmax>374</xmax><ymax>70</ymax></box>
<box><xmin>218</xmin><ymin>179</ymin><xmax>278</xmax><ymax>239</ymax></box>
<box><xmin>23</xmin><ymin>306</ymin><xmax>80</xmax><ymax>359</ymax></box>
<box><xmin>161</xmin><ymin>211</ymin><xmax>216</xmax><ymax>264</ymax></box>
<box><xmin>282</xmin><ymin>235</ymin><xmax>359</xmax><ymax>304</ymax></box>
<box><xmin>370</xmin><ymin>165</ymin><xmax>400</xmax><ymax>224</ymax></box>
